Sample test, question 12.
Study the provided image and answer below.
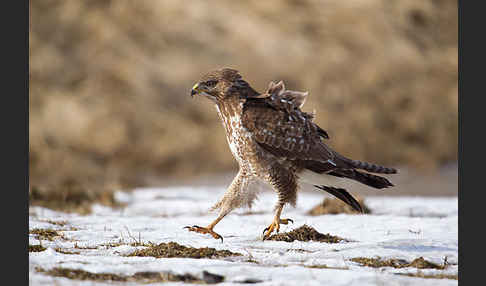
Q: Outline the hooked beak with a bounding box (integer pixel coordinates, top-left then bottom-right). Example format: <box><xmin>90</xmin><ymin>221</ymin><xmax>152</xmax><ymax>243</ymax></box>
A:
<box><xmin>190</xmin><ymin>83</ymin><xmax>199</xmax><ymax>97</ymax></box>
<box><xmin>191</xmin><ymin>82</ymin><xmax>214</xmax><ymax>99</ymax></box>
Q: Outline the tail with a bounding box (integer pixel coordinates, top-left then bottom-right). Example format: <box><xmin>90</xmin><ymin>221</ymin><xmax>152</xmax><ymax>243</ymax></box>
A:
<box><xmin>334</xmin><ymin>153</ymin><xmax>397</xmax><ymax>174</ymax></box>
<box><xmin>314</xmin><ymin>185</ymin><xmax>363</xmax><ymax>213</ymax></box>
<box><xmin>327</xmin><ymin>169</ymin><xmax>394</xmax><ymax>189</ymax></box>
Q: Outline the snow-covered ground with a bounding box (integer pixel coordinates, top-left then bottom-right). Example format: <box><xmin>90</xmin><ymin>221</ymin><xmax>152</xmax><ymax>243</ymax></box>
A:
<box><xmin>29</xmin><ymin>187</ymin><xmax>458</xmax><ymax>286</ymax></box>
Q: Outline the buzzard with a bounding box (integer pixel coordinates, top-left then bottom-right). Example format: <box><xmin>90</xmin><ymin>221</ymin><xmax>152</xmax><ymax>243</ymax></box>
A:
<box><xmin>187</xmin><ymin>68</ymin><xmax>397</xmax><ymax>242</ymax></box>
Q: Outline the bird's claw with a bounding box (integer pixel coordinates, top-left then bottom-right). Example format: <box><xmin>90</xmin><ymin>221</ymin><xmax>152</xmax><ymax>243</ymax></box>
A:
<box><xmin>262</xmin><ymin>222</ymin><xmax>277</xmax><ymax>241</ymax></box>
<box><xmin>262</xmin><ymin>218</ymin><xmax>294</xmax><ymax>240</ymax></box>
<box><xmin>184</xmin><ymin>225</ymin><xmax>223</xmax><ymax>243</ymax></box>
<box><xmin>281</xmin><ymin>218</ymin><xmax>293</xmax><ymax>224</ymax></box>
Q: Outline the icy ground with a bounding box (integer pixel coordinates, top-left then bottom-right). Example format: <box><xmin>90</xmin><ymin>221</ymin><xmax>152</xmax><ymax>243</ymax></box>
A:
<box><xmin>29</xmin><ymin>187</ymin><xmax>458</xmax><ymax>286</ymax></box>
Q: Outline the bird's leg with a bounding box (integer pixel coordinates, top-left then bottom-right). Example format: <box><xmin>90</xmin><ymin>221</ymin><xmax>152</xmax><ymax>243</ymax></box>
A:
<box><xmin>262</xmin><ymin>205</ymin><xmax>293</xmax><ymax>240</ymax></box>
<box><xmin>184</xmin><ymin>169</ymin><xmax>248</xmax><ymax>243</ymax></box>
<box><xmin>184</xmin><ymin>213</ymin><xmax>226</xmax><ymax>243</ymax></box>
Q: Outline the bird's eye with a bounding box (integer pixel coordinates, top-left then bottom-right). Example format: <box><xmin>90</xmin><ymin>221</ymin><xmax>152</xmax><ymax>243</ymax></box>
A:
<box><xmin>205</xmin><ymin>80</ymin><xmax>218</xmax><ymax>87</ymax></box>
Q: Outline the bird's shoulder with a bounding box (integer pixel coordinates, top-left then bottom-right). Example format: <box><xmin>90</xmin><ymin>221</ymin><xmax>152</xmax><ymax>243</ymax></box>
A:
<box><xmin>241</xmin><ymin>83</ymin><xmax>332</xmax><ymax>161</ymax></box>
<box><xmin>241</xmin><ymin>81</ymin><xmax>328</xmax><ymax>140</ymax></box>
<box><xmin>249</xmin><ymin>80</ymin><xmax>309</xmax><ymax>112</ymax></box>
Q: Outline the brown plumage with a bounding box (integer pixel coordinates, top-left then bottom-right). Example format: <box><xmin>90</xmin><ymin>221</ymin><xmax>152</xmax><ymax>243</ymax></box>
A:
<box><xmin>187</xmin><ymin>68</ymin><xmax>397</xmax><ymax>241</ymax></box>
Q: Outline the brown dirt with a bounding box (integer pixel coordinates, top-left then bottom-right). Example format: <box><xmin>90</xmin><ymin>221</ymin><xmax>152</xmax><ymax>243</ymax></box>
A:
<box><xmin>30</xmin><ymin>0</ymin><xmax>457</xmax><ymax>192</ymax></box>
<box><xmin>126</xmin><ymin>241</ymin><xmax>242</xmax><ymax>259</ymax></box>
<box><xmin>266</xmin><ymin>225</ymin><xmax>349</xmax><ymax>243</ymax></box>
<box><xmin>307</xmin><ymin>196</ymin><xmax>371</xmax><ymax>215</ymax></box>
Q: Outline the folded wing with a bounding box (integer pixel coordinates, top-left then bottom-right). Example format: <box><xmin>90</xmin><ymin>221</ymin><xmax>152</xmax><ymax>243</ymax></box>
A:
<box><xmin>242</xmin><ymin>87</ymin><xmax>338</xmax><ymax>170</ymax></box>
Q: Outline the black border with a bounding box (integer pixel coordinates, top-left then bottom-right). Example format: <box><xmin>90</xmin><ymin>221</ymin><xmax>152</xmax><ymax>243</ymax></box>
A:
<box><xmin>12</xmin><ymin>0</ymin><xmax>29</xmax><ymax>285</ymax></box>
<box><xmin>459</xmin><ymin>0</ymin><xmax>481</xmax><ymax>284</ymax></box>
<box><xmin>0</xmin><ymin>0</ymin><xmax>29</xmax><ymax>284</ymax></box>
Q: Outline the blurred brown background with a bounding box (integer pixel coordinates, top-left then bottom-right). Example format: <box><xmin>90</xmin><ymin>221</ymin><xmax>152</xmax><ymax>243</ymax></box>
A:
<box><xmin>29</xmin><ymin>0</ymin><xmax>457</xmax><ymax>196</ymax></box>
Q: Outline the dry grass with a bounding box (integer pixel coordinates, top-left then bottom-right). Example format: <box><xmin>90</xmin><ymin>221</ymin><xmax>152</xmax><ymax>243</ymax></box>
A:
<box><xmin>303</xmin><ymin>265</ymin><xmax>349</xmax><ymax>270</ymax></box>
<box><xmin>53</xmin><ymin>248</ymin><xmax>81</xmax><ymax>255</ymax></box>
<box><xmin>351</xmin><ymin>256</ymin><xmax>457</xmax><ymax>280</ymax></box>
<box><xmin>396</xmin><ymin>271</ymin><xmax>458</xmax><ymax>280</ymax></box>
<box><xmin>266</xmin><ymin>225</ymin><xmax>349</xmax><ymax>243</ymax></box>
<box><xmin>36</xmin><ymin>267</ymin><xmax>222</xmax><ymax>283</ymax></box>
<box><xmin>350</xmin><ymin>256</ymin><xmax>446</xmax><ymax>269</ymax></box>
<box><xmin>29</xmin><ymin>229</ymin><xmax>65</xmax><ymax>241</ymax></box>
<box><xmin>126</xmin><ymin>241</ymin><xmax>242</xmax><ymax>259</ymax></box>
<box><xmin>29</xmin><ymin>245</ymin><xmax>46</xmax><ymax>252</ymax></box>
<box><xmin>30</xmin><ymin>0</ymin><xmax>457</xmax><ymax>193</ymax></box>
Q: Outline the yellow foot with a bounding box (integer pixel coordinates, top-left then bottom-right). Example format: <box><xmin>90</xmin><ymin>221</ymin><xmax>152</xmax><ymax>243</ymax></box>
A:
<box><xmin>262</xmin><ymin>218</ymin><xmax>293</xmax><ymax>240</ymax></box>
<box><xmin>184</xmin><ymin>225</ymin><xmax>223</xmax><ymax>242</ymax></box>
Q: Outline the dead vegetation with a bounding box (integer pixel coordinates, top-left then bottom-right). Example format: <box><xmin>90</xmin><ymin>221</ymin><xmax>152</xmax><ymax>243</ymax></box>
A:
<box><xmin>396</xmin><ymin>271</ymin><xmax>458</xmax><ymax>280</ymax></box>
<box><xmin>303</xmin><ymin>265</ymin><xmax>349</xmax><ymax>270</ymax></box>
<box><xmin>29</xmin><ymin>228</ymin><xmax>65</xmax><ymax>241</ymax></box>
<box><xmin>307</xmin><ymin>196</ymin><xmax>371</xmax><ymax>215</ymax></box>
<box><xmin>54</xmin><ymin>248</ymin><xmax>81</xmax><ymax>255</ymax></box>
<box><xmin>266</xmin><ymin>225</ymin><xmax>349</xmax><ymax>243</ymax></box>
<box><xmin>42</xmin><ymin>220</ymin><xmax>67</xmax><ymax>227</ymax></box>
<box><xmin>350</xmin><ymin>256</ymin><xmax>446</xmax><ymax>269</ymax></box>
<box><xmin>36</xmin><ymin>267</ymin><xmax>225</xmax><ymax>284</ymax></box>
<box><xmin>127</xmin><ymin>241</ymin><xmax>242</xmax><ymax>259</ymax></box>
<box><xmin>73</xmin><ymin>243</ymin><xmax>98</xmax><ymax>250</ymax></box>
<box><xmin>29</xmin><ymin>182</ymin><xmax>122</xmax><ymax>214</ymax></box>
<box><xmin>29</xmin><ymin>245</ymin><xmax>46</xmax><ymax>252</ymax></box>
<box><xmin>100</xmin><ymin>241</ymin><xmax>152</xmax><ymax>248</ymax></box>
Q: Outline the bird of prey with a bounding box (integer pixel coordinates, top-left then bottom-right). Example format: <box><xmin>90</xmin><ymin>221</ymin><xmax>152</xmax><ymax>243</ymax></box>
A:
<box><xmin>187</xmin><ymin>68</ymin><xmax>397</xmax><ymax>241</ymax></box>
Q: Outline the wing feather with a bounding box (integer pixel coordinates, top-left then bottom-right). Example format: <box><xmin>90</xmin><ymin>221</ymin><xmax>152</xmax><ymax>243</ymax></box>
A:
<box><xmin>242</xmin><ymin>98</ymin><xmax>335</xmax><ymax>165</ymax></box>
<box><xmin>241</xmin><ymin>80</ymin><xmax>395</xmax><ymax>176</ymax></box>
<box><xmin>253</xmin><ymin>80</ymin><xmax>310</xmax><ymax>112</ymax></box>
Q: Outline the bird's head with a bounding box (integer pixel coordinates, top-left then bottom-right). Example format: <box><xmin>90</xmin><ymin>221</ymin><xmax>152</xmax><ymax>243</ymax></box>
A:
<box><xmin>190</xmin><ymin>68</ymin><xmax>258</xmax><ymax>103</ymax></box>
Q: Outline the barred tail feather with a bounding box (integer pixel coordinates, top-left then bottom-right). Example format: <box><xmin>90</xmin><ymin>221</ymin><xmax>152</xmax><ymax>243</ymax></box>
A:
<box><xmin>350</xmin><ymin>159</ymin><xmax>396</xmax><ymax>174</ymax></box>
<box><xmin>328</xmin><ymin>169</ymin><xmax>394</xmax><ymax>189</ymax></box>
<box><xmin>314</xmin><ymin>185</ymin><xmax>363</xmax><ymax>213</ymax></box>
<box><xmin>334</xmin><ymin>153</ymin><xmax>397</xmax><ymax>174</ymax></box>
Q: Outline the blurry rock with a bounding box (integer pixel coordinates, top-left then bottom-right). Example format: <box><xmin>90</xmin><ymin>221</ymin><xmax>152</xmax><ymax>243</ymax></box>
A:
<box><xmin>307</xmin><ymin>196</ymin><xmax>371</xmax><ymax>215</ymax></box>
